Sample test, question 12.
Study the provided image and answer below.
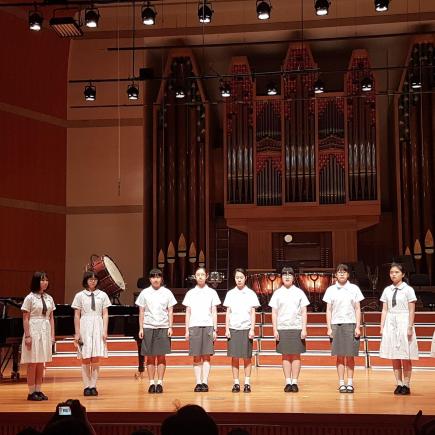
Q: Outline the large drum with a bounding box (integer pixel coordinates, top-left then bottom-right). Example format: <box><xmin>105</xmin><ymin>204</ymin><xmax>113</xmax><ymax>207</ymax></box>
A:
<box><xmin>88</xmin><ymin>255</ymin><xmax>126</xmax><ymax>299</ymax></box>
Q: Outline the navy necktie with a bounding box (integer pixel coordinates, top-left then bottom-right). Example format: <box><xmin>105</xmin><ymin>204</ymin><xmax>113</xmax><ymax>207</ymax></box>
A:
<box><xmin>392</xmin><ymin>288</ymin><xmax>399</xmax><ymax>307</ymax></box>
<box><xmin>41</xmin><ymin>295</ymin><xmax>48</xmax><ymax>316</ymax></box>
<box><xmin>91</xmin><ymin>292</ymin><xmax>96</xmax><ymax>311</ymax></box>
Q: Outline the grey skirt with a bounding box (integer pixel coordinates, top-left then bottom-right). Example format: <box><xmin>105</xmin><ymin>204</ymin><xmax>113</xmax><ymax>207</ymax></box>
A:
<box><xmin>331</xmin><ymin>323</ymin><xmax>360</xmax><ymax>356</ymax></box>
<box><xmin>276</xmin><ymin>329</ymin><xmax>306</xmax><ymax>355</ymax></box>
<box><xmin>189</xmin><ymin>326</ymin><xmax>214</xmax><ymax>356</ymax></box>
<box><xmin>227</xmin><ymin>329</ymin><xmax>253</xmax><ymax>359</ymax></box>
<box><xmin>141</xmin><ymin>328</ymin><xmax>171</xmax><ymax>356</ymax></box>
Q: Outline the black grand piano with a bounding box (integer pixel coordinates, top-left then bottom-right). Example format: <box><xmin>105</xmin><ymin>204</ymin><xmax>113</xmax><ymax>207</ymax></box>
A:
<box><xmin>0</xmin><ymin>298</ymin><xmax>144</xmax><ymax>380</ymax></box>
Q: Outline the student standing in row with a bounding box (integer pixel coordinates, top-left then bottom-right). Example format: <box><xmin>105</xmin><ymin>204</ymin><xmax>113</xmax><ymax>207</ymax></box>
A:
<box><xmin>183</xmin><ymin>267</ymin><xmax>221</xmax><ymax>392</ymax></box>
<box><xmin>269</xmin><ymin>267</ymin><xmax>310</xmax><ymax>392</ymax></box>
<box><xmin>224</xmin><ymin>268</ymin><xmax>260</xmax><ymax>393</ymax></box>
<box><xmin>136</xmin><ymin>268</ymin><xmax>177</xmax><ymax>394</ymax></box>
<box><xmin>21</xmin><ymin>272</ymin><xmax>56</xmax><ymax>401</ymax></box>
<box><xmin>379</xmin><ymin>262</ymin><xmax>419</xmax><ymax>395</ymax></box>
<box><xmin>323</xmin><ymin>264</ymin><xmax>364</xmax><ymax>393</ymax></box>
<box><xmin>72</xmin><ymin>271</ymin><xmax>111</xmax><ymax>397</ymax></box>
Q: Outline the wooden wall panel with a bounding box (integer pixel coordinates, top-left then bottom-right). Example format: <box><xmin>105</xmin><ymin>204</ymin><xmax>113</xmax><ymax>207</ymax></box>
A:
<box><xmin>0</xmin><ymin>112</ymin><xmax>66</xmax><ymax>205</ymax></box>
<box><xmin>0</xmin><ymin>206</ymin><xmax>65</xmax><ymax>302</ymax></box>
<box><xmin>0</xmin><ymin>11</ymin><xmax>69</xmax><ymax>118</ymax></box>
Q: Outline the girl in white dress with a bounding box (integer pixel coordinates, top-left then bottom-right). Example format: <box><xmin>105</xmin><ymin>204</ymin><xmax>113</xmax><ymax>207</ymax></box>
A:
<box><xmin>21</xmin><ymin>271</ymin><xmax>56</xmax><ymax>401</ymax></box>
<box><xmin>72</xmin><ymin>271</ymin><xmax>111</xmax><ymax>396</ymax></box>
<box><xmin>379</xmin><ymin>262</ymin><xmax>419</xmax><ymax>395</ymax></box>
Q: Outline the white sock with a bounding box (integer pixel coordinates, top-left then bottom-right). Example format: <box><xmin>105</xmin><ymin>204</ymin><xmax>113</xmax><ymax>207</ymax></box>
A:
<box><xmin>397</xmin><ymin>380</ymin><xmax>403</xmax><ymax>386</ymax></box>
<box><xmin>202</xmin><ymin>361</ymin><xmax>211</xmax><ymax>384</ymax></box>
<box><xmin>81</xmin><ymin>364</ymin><xmax>91</xmax><ymax>388</ymax></box>
<box><xmin>347</xmin><ymin>378</ymin><xmax>353</xmax><ymax>386</ymax></box>
<box><xmin>291</xmin><ymin>378</ymin><xmax>298</xmax><ymax>385</ymax></box>
<box><xmin>89</xmin><ymin>365</ymin><xmax>100</xmax><ymax>388</ymax></box>
<box><xmin>285</xmin><ymin>377</ymin><xmax>291</xmax><ymax>385</ymax></box>
<box><xmin>194</xmin><ymin>364</ymin><xmax>202</xmax><ymax>384</ymax></box>
<box><xmin>234</xmin><ymin>378</ymin><xmax>240</xmax><ymax>385</ymax></box>
<box><xmin>149</xmin><ymin>380</ymin><xmax>155</xmax><ymax>385</ymax></box>
<box><xmin>244</xmin><ymin>377</ymin><xmax>250</xmax><ymax>385</ymax></box>
<box><xmin>157</xmin><ymin>380</ymin><xmax>163</xmax><ymax>385</ymax></box>
<box><xmin>28</xmin><ymin>385</ymin><xmax>36</xmax><ymax>394</ymax></box>
<box><xmin>339</xmin><ymin>379</ymin><xmax>345</xmax><ymax>386</ymax></box>
<box><xmin>35</xmin><ymin>384</ymin><xmax>41</xmax><ymax>392</ymax></box>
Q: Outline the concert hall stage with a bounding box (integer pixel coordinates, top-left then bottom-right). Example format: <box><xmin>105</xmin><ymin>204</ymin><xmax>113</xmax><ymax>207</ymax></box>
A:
<box><xmin>0</xmin><ymin>367</ymin><xmax>434</xmax><ymax>435</ymax></box>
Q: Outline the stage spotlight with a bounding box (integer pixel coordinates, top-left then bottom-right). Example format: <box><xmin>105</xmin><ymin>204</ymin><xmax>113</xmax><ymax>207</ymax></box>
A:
<box><xmin>219</xmin><ymin>80</ymin><xmax>231</xmax><ymax>98</ymax></box>
<box><xmin>266</xmin><ymin>81</ymin><xmax>278</xmax><ymax>96</ymax></box>
<box><xmin>315</xmin><ymin>0</ymin><xmax>330</xmax><ymax>16</ymax></box>
<box><xmin>141</xmin><ymin>2</ymin><xmax>157</xmax><ymax>25</ymax></box>
<box><xmin>29</xmin><ymin>9</ymin><xmax>43</xmax><ymax>31</ymax></box>
<box><xmin>127</xmin><ymin>82</ymin><xmax>139</xmax><ymax>100</ymax></box>
<box><xmin>49</xmin><ymin>16</ymin><xmax>83</xmax><ymax>37</ymax></box>
<box><xmin>85</xmin><ymin>8</ymin><xmax>100</xmax><ymax>28</ymax></box>
<box><xmin>410</xmin><ymin>75</ymin><xmax>422</xmax><ymax>89</ymax></box>
<box><xmin>84</xmin><ymin>83</ymin><xmax>96</xmax><ymax>101</ymax></box>
<box><xmin>256</xmin><ymin>0</ymin><xmax>271</xmax><ymax>20</ymax></box>
<box><xmin>198</xmin><ymin>1</ymin><xmax>213</xmax><ymax>23</ymax></box>
<box><xmin>175</xmin><ymin>86</ymin><xmax>186</xmax><ymax>99</ymax></box>
<box><xmin>314</xmin><ymin>79</ymin><xmax>325</xmax><ymax>94</ymax></box>
<box><xmin>374</xmin><ymin>0</ymin><xmax>389</xmax><ymax>12</ymax></box>
<box><xmin>361</xmin><ymin>76</ymin><xmax>373</xmax><ymax>92</ymax></box>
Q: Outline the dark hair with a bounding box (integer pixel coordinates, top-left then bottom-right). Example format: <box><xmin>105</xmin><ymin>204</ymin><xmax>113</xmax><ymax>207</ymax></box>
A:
<box><xmin>43</xmin><ymin>417</ymin><xmax>93</xmax><ymax>435</ymax></box>
<box><xmin>234</xmin><ymin>268</ymin><xmax>247</xmax><ymax>278</ymax></box>
<box><xmin>149</xmin><ymin>268</ymin><xmax>163</xmax><ymax>278</ymax></box>
<box><xmin>194</xmin><ymin>266</ymin><xmax>207</xmax><ymax>275</ymax></box>
<box><xmin>161</xmin><ymin>404</ymin><xmax>218</xmax><ymax>435</ymax></box>
<box><xmin>390</xmin><ymin>262</ymin><xmax>405</xmax><ymax>273</ymax></box>
<box><xmin>335</xmin><ymin>263</ymin><xmax>349</xmax><ymax>273</ymax></box>
<box><xmin>281</xmin><ymin>267</ymin><xmax>295</xmax><ymax>276</ymax></box>
<box><xmin>30</xmin><ymin>272</ymin><xmax>49</xmax><ymax>293</ymax></box>
<box><xmin>82</xmin><ymin>271</ymin><xmax>98</xmax><ymax>288</ymax></box>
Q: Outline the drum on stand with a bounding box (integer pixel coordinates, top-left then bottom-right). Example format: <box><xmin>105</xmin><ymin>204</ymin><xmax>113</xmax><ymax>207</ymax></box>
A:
<box><xmin>296</xmin><ymin>273</ymin><xmax>334</xmax><ymax>311</ymax></box>
<box><xmin>247</xmin><ymin>273</ymin><xmax>282</xmax><ymax>311</ymax></box>
<box><xmin>87</xmin><ymin>255</ymin><xmax>126</xmax><ymax>304</ymax></box>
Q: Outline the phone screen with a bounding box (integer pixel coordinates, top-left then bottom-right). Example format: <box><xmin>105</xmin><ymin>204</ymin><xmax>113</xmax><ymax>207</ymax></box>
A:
<box><xmin>58</xmin><ymin>406</ymin><xmax>72</xmax><ymax>416</ymax></box>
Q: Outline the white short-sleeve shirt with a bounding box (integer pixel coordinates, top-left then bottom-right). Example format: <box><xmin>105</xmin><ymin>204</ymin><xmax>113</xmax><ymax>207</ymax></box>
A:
<box><xmin>135</xmin><ymin>286</ymin><xmax>177</xmax><ymax>329</ymax></box>
<box><xmin>268</xmin><ymin>285</ymin><xmax>310</xmax><ymax>330</ymax></box>
<box><xmin>71</xmin><ymin>289</ymin><xmax>111</xmax><ymax>315</ymax></box>
<box><xmin>21</xmin><ymin>292</ymin><xmax>56</xmax><ymax>318</ymax></box>
<box><xmin>182</xmin><ymin>285</ymin><xmax>221</xmax><ymax>327</ymax></box>
<box><xmin>380</xmin><ymin>283</ymin><xmax>416</xmax><ymax>312</ymax></box>
<box><xmin>322</xmin><ymin>281</ymin><xmax>364</xmax><ymax>324</ymax></box>
<box><xmin>223</xmin><ymin>286</ymin><xmax>260</xmax><ymax>330</ymax></box>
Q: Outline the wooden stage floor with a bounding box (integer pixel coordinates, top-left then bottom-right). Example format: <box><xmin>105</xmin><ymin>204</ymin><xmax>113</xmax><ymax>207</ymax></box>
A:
<box><xmin>1</xmin><ymin>367</ymin><xmax>435</xmax><ymax>416</ymax></box>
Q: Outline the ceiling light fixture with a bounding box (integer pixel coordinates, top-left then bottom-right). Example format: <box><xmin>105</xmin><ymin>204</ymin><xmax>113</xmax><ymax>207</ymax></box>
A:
<box><xmin>84</xmin><ymin>82</ymin><xmax>96</xmax><ymax>101</ymax></box>
<box><xmin>175</xmin><ymin>86</ymin><xmax>186</xmax><ymax>99</ymax></box>
<box><xmin>410</xmin><ymin>75</ymin><xmax>422</xmax><ymax>89</ymax></box>
<box><xmin>49</xmin><ymin>16</ymin><xmax>83</xmax><ymax>37</ymax></box>
<box><xmin>29</xmin><ymin>8</ymin><xmax>43</xmax><ymax>31</ymax></box>
<box><xmin>266</xmin><ymin>81</ymin><xmax>278</xmax><ymax>96</ymax></box>
<box><xmin>256</xmin><ymin>0</ymin><xmax>271</xmax><ymax>20</ymax></box>
<box><xmin>219</xmin><ymin>80</ymin><xmax>231</xmax><ymax>98</ymax></box>
<box><xmin>361</xmin><ymin>76</ymin><xmax>373</xmax><ymax>92</ymax></box>
<box><xmin>141</xmin><ymin>1</ymin><xmax>157</xmax><ymax>25</ymax></box>
<box><xmin>127</xmin><ymin>83</ymin><xmax>139</xmax><ymax>100</ymax></box>
<box><xmin>85</xmin><ymin>7</ymin><xmax>100</xmax><ymax>28</ymax></box>
<box><xmin>314</xmin><ymin>78</ymin><xmax>325</xmax><ymax>94</ymax></box>
<box><xmin>374</xmin><ymin>0</ymin><xmax>389</xmax><ymax>12</ymax></box>
<box><xmin>198</xmin><ymin>0</ymin><xmax>213</xmax><ymax>23</ymax></box>
<box><xmin>314</xmin><ymin>0</ymin><xmax>330</xmax><ymax>16</ymax></box>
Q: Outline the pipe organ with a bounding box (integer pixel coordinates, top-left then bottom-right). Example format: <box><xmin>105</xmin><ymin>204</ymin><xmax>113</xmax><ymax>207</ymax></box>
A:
<box><xmin>396</xmin><ymin>37</ymin><xmax>435</xmax><ymax>280</ymax></box>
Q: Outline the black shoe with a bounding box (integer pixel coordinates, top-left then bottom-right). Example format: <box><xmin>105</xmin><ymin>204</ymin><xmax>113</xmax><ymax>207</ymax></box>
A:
<box><xmin>194</xmin><ymin>384</ymin><xmax>203</xmax><ymax>392</ymax></box>
<box><xmin>148</xmin><ymin>384</ymin><xmax>156</xmax><ymax>393</ymax></box>
<box><xmin>394</xmin><ymin>385</ymin><xmax>403</xmax><ymax>395</ymax></box>
<box><xmin>201</xmin><ymin>383</ymin><xmax>209</xmax><ymax>392</ymax></box>
<box><xmin>155</xmin><ymin>384</ymin><xmax>163</xmax><ymax>393</ymax></box>
<box><xmin>232</xmin><ymin>384</ymin><xmax>240</xmax><ymax>393</ymax></box>
<box><xmin>84</xmin><ymin>388</ymin><xmax>92</xmax><ymax>397</ymax></box>
<box><xmin>36</xmin><ymin>391</ymin><xmax>48</xmax><ymax>400</ymax></box>
<box><xmin>27</xmin><ymin>392</ymin><xmax>43</xmax><ymax>401</ymax></box>
<box><xmin>400</xmin><ymin>385</ymin><xmax>411</xmax><ymax>395</ymax></box>
<box><xmin>284</xmin><ymin>384</ymin><xmax>292</xmax><ymax>392</ymax></box>
<box><xmin>243</xmin><ymin>384</ymin><xmax>251</xmax><ymax>393</ymax></box>
<box><xmin>91</xmin><ymin>387</ymin><xmax>98</xmax><ymax>396</ymax></box>
<box><xmin>291</xmin><ymin>384</ymin><xmax>299</xmax><ymax>392</ymax></box>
